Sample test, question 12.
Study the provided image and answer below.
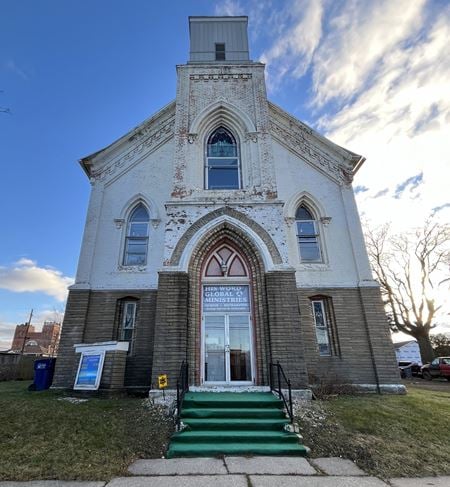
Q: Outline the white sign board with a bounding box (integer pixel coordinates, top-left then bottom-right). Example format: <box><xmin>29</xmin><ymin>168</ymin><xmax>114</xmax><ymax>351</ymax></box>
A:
<box><xmin>74</xmin><ymin>351</ymin><xmax>106</xmax><ymax>390</ymax></box>
<box><xmin>203</xmin><ymin>285</ymin><xmax>250</xmax><ymax>312</ymax></box>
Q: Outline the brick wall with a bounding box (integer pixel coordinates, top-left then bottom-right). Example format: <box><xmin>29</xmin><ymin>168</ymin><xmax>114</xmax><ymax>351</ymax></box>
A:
<box><xmin>54</xmin><ymin>283</ymin><xmax>399</xmax><ymax>390</ymax></box>
<box><xmin>53</xmin><ymin>289</ymin><xmax>157</xmax><ymax>389</ymax></box>
<box><xmin>53</xmin><ymin>290</ymin><xmax>90</xmax><ymax>388</ymax></box>
<box><xmin>151</xmin><ymin>272</ymin><xmax>189</xmax><ymax>388</ymax></box>
<box><xmin>358</xmin><ymin>286</ymin><xmax>400</xmax><ymax>384</ymax></box>
<box><xmin>266</xmin><ymin>270</ymin><xmax>309</xmax><ymax>388</ymax></box>
<box><xmin>100</xmin><ymin>350</ymin><xmax>127</xmax><ymax>389</ymax></box>
<box><xmin>298</xmin><ymin>286</ymin><xmax>400</xmax><ymax>385</ymax></box>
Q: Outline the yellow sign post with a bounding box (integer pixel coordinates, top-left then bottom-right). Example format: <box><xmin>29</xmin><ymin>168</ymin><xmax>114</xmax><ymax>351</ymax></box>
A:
<box><xmin>158</xmin><ymin>374</ymin><xmax>168</xmax><ymax>398</ymax></box>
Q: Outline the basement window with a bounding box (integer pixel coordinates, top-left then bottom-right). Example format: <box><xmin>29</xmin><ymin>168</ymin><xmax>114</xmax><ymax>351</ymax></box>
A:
<box><xmin>311</xmin><ymin>299</ymin><xmax>331</xmax><ymax>356</ymax></box>
<box><xmin>120</xmin><ymin>301</ymin><xmax>136</xmax><ymax>341</ymax></box>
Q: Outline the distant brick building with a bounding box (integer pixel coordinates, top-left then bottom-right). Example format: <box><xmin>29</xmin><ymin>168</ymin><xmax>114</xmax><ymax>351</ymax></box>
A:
<box><xmin>11</xmin><ymin>321</ymin><xmax>61</xmax><ymax>356</ymax></box>
<box><xmin>53</xmin><ymin>16</ymin><xmax>401</xmax><ymax>393</ymax></box>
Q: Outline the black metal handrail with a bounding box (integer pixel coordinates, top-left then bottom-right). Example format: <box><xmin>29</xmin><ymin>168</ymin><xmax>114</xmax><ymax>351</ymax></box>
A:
<box><xmin>176</xmin><ymin>361</ymin><xmax>189</xmax><ymax>430</ymax></box>
<box><xmin>269</xmin><ymin>361</ymin><xmax>293</xmax><ymax>423</ymax></box>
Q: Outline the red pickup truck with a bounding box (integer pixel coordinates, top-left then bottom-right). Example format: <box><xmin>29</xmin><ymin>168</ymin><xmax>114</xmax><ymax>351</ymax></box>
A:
<box><xmin>421</xmin><ymin>357</ymin><xmax>450</xmax><ymax>381</ymax></box>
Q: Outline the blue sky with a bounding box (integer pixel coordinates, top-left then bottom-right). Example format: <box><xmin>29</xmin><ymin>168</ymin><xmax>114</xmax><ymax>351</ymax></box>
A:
<box><xmin>1</xmin><ymin>0</ymin><xmax>449</xmax><ymax>348</ymax></box>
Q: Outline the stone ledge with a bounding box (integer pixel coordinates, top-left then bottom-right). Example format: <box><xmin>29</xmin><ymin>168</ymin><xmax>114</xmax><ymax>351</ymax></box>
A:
<box><xmin>107</xmin><ymin>476</ymin><xmax>248</xmax><ymax>487</ymax></box>
<box><xmin>310</xmin><ymin>457</ymin><xmax>367</xmax><ymax>476</ymax></box>
<box><xmin>249</xmin><ymin>476</ymin><xmax>388</xmax><ymax>486</ymax></box>
<box><xmin>0</xmin><ymin>483</ymin><xmax>105</xmax><ymax>487</ymax></box>
<box><xmin>225</xmin><ymin>456</ymin><xmax>316</xmax><ymax>475</ymax></box>
<box><xmin>128</xmin><ymin>458</ymin><xmax>227</xmax><ymax>476</ymax></box>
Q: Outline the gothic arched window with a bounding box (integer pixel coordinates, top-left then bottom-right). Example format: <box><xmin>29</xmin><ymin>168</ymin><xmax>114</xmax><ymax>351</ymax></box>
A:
<box><xmin>204</xmin><ymin>244</ymin><xmax>248</xmax><ymax>278</ymax></box>
<box><xmin>123</xmin><ymin>204</ymin><xmax>150</xmax><ymax>266</ymax></box>
<box><xmin>295</xmin><ymin>205</ymin><xmax>321</xmax><ymax>262</ymax></box>
<box><xmin>205</xmin><ymin>127</ymin><xmax>240</xmax><ymax>190</ymax></box>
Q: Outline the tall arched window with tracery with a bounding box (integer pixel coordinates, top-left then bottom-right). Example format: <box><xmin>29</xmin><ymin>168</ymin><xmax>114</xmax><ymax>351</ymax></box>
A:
<box><xmin>123</xmin><ymin>204</ymin><xmax>150</xmax><ymax>266</ymax></box>
<box><xmin>295</xmin><ymin>204</ymin><xmax>321</xmax><ymax>262</ymax></box>
<box><xmin>205</xmin><ymin>127</ymin><xmax>240</xmax><ymax>190</ymax></box>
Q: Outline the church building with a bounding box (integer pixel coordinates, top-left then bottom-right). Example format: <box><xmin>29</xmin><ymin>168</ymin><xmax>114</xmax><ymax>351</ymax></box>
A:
<box><xmin>53</xmin><ymin>16</ymin><xmax>401</xmax><ymax>393</ymax></box>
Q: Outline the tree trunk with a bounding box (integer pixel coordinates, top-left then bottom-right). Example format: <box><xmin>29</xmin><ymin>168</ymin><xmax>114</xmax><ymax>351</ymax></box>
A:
<box><xmin>414</xmin><ymin>333</ymin><xmax>435</xmax><ymax>364</ymax></box>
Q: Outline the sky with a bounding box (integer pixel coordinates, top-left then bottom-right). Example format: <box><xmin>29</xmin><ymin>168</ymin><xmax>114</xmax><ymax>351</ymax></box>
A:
<box><xmin>1</xmin><ymin>0</ymin><xmax>449</xmax><ymax>349</ymax></box>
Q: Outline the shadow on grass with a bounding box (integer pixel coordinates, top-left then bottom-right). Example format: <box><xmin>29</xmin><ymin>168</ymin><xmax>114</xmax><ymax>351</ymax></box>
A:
<box><xmin>0</xmin><ymin>381</ymin><xmax>173</xmax><ymax>481</ymax></box>
<box><xmin>297</xmin><ymin>388</ymin><xmax>450</xmax><ymax>479</ymax></box>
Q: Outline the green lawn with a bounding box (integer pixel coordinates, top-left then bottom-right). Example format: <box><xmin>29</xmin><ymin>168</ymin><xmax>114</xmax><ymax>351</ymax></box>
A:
<box><xmin>1</xmin><ymin>381</ymin><xmax>449</xmax><ymax>481</ymax></box>
<box><xmin>298</xmin><ymin>388</ymin><xmax>450</xmax><ymax>478</ymax></box>
<box><xmin>0</xmin><ymin>381</ymin><xmax>173</xmax><ymax>481</ymax></box>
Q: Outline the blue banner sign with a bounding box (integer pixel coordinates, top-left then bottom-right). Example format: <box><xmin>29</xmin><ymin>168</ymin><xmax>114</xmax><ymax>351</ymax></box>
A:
<box><xmin>74</xmin><ymin>352</ymin><xmax>105</xmax><ymax>390</ymax></box>
<box><xmin>203</xmin><ymin>285</ymin><xmax>250</xmax><ymax>312</ymax></box>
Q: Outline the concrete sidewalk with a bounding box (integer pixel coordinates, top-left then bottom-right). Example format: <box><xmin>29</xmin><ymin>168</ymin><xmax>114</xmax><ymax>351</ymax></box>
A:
<box><xmin>0</xmin><ymin>457</ymin><xmax>448</xmax><ymax>486</ymax></box>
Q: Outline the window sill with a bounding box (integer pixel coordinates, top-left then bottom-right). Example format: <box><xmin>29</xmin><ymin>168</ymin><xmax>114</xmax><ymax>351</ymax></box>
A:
<box><xmin>297</xmin><ymin>263</ymin><xmax>330</xmax><ymax>271</ymax></box>
<box><xmin>117</xmin><ymin>265</ymin><xmax>148</xmax><ymax>272</ymax></box>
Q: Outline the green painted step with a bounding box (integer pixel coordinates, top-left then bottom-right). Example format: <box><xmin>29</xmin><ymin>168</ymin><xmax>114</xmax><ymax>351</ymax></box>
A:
<box><xmin>181</xmin><ymin>417</ymin><xmax>289</xmax><ymax>430</ymax></box>
<box><xmin>181</xmin><ymin>407</ymin><xmax>286</xmax><ymax>419</ymax></box>
<box><xmin>167</xmin><ymin>441</ymin><xmax>309</xmax><ymax>458</ymax></box>
<box><xmin>170</xmin><ymin>429</ymin><xmax>300</xmax><ymax>444</ymax></box>
<box><xmin>182</xmin><ymin>392</ymin><xmax>283</xmax><ymax>409</ymax></box>
<box><xmin>167</xmin><ymin>392</ymin><xmax>308</xmax><ymax>458</ymax></box>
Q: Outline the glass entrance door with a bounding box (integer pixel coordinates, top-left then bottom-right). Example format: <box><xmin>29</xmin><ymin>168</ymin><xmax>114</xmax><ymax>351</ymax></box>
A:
<box><xmin>204</xmin><ymin>314</ymin><xmax>253</xmax><ymax>383</ymax></box>
<box><xmin>229</xmin><ymin>315</ymin><xmax>252</xmax><ymax>381</ymax></box>
<box><xmin>204</xmin><ymin>315</ymin><xmax>226</xmax><ymax>382</ymax></box>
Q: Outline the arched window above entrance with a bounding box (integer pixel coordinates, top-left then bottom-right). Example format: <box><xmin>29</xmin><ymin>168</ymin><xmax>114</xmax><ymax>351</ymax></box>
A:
<box><xmin>205</xmin><ymin>127</ymin><xmax>241</xmax><ymax>190</ymax></box>
<box><xmin>204</xmin><ymin>244</ymin><xmax>248</xmax><ymax>278</ymax></box>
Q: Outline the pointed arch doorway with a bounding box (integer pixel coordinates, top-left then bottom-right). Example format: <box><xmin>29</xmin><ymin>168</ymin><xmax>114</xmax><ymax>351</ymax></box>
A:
<box><xmin>201</xmin><ymin>242</ymin><xmax>255</xmax><ymax>385</ymax></box>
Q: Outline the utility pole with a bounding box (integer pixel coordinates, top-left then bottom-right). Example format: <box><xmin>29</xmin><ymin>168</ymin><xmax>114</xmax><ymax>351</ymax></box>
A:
<box><xmin>20</xmin><ymin>309</ymin><xmax>33</xmax><ymax>355</ymax></box>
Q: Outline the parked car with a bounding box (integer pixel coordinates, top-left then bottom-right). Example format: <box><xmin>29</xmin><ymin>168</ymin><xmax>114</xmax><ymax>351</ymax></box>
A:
<box><xmin>398</xmin><ymin>361</ymin><xmax>421</xmax><ymax>378</ymax></box>
<box><xmin>421</xmin><ymin>357</ymin><xmax>450</xmax><ymax>380</ymax></box>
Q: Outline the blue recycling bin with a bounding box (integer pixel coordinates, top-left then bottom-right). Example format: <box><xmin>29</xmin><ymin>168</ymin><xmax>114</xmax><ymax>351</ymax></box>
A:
<box><xmin>33</xmin><ymin>358</ymin><xmax>56</xmax><ymax>390</ymax></box>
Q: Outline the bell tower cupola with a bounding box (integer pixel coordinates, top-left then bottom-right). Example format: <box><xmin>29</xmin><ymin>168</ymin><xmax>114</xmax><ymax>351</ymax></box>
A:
<box><xmin>188</xmin><ymin>16</ymin><xmax>250</xmax><ymax>63</ymax></box>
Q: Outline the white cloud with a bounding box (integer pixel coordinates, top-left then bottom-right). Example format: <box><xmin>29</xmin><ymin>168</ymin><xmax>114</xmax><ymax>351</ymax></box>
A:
<box><xmin>0</xmin><ymin>309</ymin><xmax>64</xmax><ymax>351</ymax></box>
<box><xmin>247</xmin><ymin>1</ymin><xmax>450</xmax><ymax>231</ymax></box>
<box><xmin>311</xmin><ymin>0</ymin><xmax>427</xmax><ymax>106</ymax></box>
<box><xmin>240</xmin><ymin>0</ymin><xmax>450</xmax><ymax>330</ymax></box>
<box><xmin>260</xmin><ymin>0</ymin><xmax>324</xmax><ymax>90</ymax></box>
<box><xmin>0</xmin><ymin>321</ymin><xmax>15</xmax><ymax>351</ymax></box>
<box><xmin>0</xmin><ymin>259</ymin><xmax>73</xmax><ymax>302</ymax></box>
<box><xmin>33</xmin><ymin>308</ymin><xmax>65</xmax><ymax>324</ymax></box>
<box><xmin>319</xmin><ymin>12</ymin><xmax>450</xmax><ymax>229</ymax></box>
<box><xmin>4</xmin><ymin>60</ymin><xmax>29</xmax><ymax>80</ymax></box>
<box><xmin>214</xmin><ymin>0</ymin><xmax>244</xmax><ymax>16</ymax></box>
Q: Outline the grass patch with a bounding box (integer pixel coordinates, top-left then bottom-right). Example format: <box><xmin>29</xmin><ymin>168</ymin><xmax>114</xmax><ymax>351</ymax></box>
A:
<box><xmin>297</xmin><ymin>388</ymin><xmax>450</xmax><ymax>478</ymax></box>
<box><xmin>0</xmin><ymin>381</ymin><xmax>173</xmax><ymax>481</ymax></box>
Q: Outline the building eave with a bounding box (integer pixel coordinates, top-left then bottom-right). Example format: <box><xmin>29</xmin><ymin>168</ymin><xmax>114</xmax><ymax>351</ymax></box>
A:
<box><xmin>78</xmin><ymin>100</ymin><xmax>176</xmax><ymax>178</ymax></box>
<box><xmin>268</xmin><ymin>101</ymin><xmax>366</xmax><ymax>174</ymax></box>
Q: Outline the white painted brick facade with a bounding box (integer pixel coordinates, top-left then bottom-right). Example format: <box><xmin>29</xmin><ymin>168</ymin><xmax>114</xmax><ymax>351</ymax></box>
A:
<box><xmin>71</xmin><ymin>55</ymin><xmax>377</xmax><ymax>292</ymax></box>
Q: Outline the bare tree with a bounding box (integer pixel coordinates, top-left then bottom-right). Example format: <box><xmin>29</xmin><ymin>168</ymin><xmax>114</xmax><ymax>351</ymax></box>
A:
<box><xmin>430</xmin><ymin>333</ymin><xmax>450</xmax><ymax>356</ymax></box>
<box><xmin>365</xmin><ymin>220</ymin><xmax>450</xmax><ymax>363</ymax></box>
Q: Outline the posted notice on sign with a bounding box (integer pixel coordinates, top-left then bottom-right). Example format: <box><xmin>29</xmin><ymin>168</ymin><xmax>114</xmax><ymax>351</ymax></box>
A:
<box><xmin>158</xmin><ymin>374</ymin><xmax>168</xmax><ymax>389</ymax></box>
<box><xmin>203</xmin><ymin>285</ymin><xmax>250</xmax><ymax>312</ymax></box>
